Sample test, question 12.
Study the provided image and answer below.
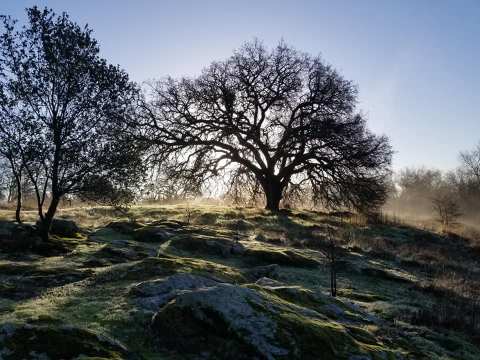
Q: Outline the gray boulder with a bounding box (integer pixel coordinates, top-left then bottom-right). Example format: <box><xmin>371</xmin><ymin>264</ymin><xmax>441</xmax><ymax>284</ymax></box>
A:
<box><xmin>133</xmin><ymin>226</ymin><xmax>174</xmax><ymax>242</ymax></box>
<box><xmin>151</xmin><ymin>283</ymin><xmax>289</xmax><ymax>359</ymax></box>
<box><xmin>255</xmin><ymin>277</ymin><xmax>284</xmax><ymax>288</ymax></box>
<box><xmin>245</xmin><ymin>247</ymin><xmax>320</xmax><ymax>268</ymax></box>
<box><xmin>243</xmin><ymin>264</ymin><xmax>280</xmax><ymax>281</ymax></box>
<box><xmin>106</xmin><ymin>220</ymin><xmax>144</xmax><ymax>234</ymax></box>
<box><xmin>0</xmin><ymin>222</ymin><xmax>41</xmax><ymax>251</ymax></box>
<box><xmin>129</xmin><ymin>273</ymin><xmax>219</xmax><ymax>311</ymax></box>
<box><xmin>0</xmin><ymin>322</ymin><xmax>136</xmax><ymax>359</ymax></box>
<box><xmin>231</xmin><ymin>241</ymin><xmax>247</xmax><ymax>255</ymax></box>
<box><xmin>51</xmin><ymin>218</ymin><xmax>80</xmax><ymax>237</ymax></box>
<box><xmin>168</xmin><ymin>233</ymin><xmax>241</xmax><ymax>257</ymax></box>
<box><xmin>149</xmin><ymin>282</ymin><xmax>391</xmax><ymax>359</ymax></box>
<box><xmin>36</xmin><ymin>218</ymin><xmax>79</xmax><ymax>237</ymax></box>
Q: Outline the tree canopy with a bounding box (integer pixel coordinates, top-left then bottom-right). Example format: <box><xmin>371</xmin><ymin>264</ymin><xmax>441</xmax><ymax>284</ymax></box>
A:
<box><xmin>0</xmin><ymin>7</ymin><xmax>144</xmax><ymax>240</ymax></box>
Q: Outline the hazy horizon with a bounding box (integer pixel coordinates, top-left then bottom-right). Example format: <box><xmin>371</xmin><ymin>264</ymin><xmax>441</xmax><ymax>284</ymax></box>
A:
<box><xmin>2</xmin><ymin>0</ymin><xmax>479</xmax><ymax>172</ymax></box>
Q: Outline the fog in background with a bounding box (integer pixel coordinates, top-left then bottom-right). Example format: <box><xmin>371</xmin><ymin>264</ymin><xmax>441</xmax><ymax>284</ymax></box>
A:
<box><xmin>384</xmin><ymin>143</ymin><xmax>480</xmax><ymax>230</ymax></box>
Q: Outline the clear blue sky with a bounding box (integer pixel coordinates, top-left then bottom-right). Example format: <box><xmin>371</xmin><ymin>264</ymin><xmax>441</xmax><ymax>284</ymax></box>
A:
<box><xmin>2</xmin><ymin>0</ymin><xmax>479</xmax><ymax>171</ymax></box>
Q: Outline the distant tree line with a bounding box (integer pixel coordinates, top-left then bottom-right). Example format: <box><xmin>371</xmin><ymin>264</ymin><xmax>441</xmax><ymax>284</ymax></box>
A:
<box><xmin>386</xmin><ymin>143</ymin><xmax>480</xmax><ymax>231</ymax></box>
<box><xmin>0</xmin><ymin>7</ymin><xmax>392</xmax><ymax>241</ymax></box>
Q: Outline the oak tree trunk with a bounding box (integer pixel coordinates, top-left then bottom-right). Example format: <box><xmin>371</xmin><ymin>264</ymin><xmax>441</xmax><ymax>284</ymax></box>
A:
<box><xmin>262</xmin><ymin>178</ymin><xmax>283</xmax><ymax>212</ymax></box>
<box><xmin>39</xmin><ymin>196</ymin><xmax>60</xmax><ymax>242</ymax></box>
<box><xmin>14</xmin><ymin>173</ymin><xmax>22</xmax><ymax>224</ymax></box>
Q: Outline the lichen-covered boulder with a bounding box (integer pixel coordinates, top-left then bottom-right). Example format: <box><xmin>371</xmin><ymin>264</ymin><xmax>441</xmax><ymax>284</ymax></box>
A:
<box><xmin>226</xmin><ymin>218</ymin><xmax>255</xmax><ymax>231</ymax></box>
<box><xmin>243</xmin><ymin>264</ymin><xmax>280</xmax><ymax>281</ymax></box>
<box><xmin>252</xmin><ymin>278</ymin><xmax>359</xmax><ymax>323</ymax></box>
<box><xmin>133</xmin><ymin>226</ymin><xmax>174</xmax><ymax>242</ymax></box>
<box><xmin>36</xmin><ymin>218</ymin><xmax>79</xmax><ymax>237</ymax></box>
<box><xmin>150</xmin><ymin>283</ymin><xmax>394</xmax><ymax>360</ymax></box>
<box><xmin>94</xmin><ymin>256</ymin><xmax>246</xmax><ymax>284</ymax></box>
<box><xmin>167</xmin><ymin>233</ymin><xmax>241</xmax><ymax>257</ymax></box>
<box><xmin>130</xmin><ymin>273</ymin><xmax>220</xmax><ymax>311</ymax></box>
<box><xmin>255</xmin><ymin>277</ymin><xmax>285</xmax><ymax>287</ymax></box>
<box><xmin>151</xmin><ymin>283</ymin><xmax>288</xmax><ymax>359</ymax></box>
<box><xmin>83</xmin><ymin>244</ymin><xmax>150</xmax><ymax>267</ymax></box>
<box><xmin>244</xmin><ymin>245</ymin><xmax>320</xmax><ymax>268</ymax></box>
<box><xmin>0</xmin><ymin>221</ymin><xmax>15</xmax><ymax>241</ymax></box>
<box><xmin>0</xmin><ymin>222</ymin><xmax>41</xmax><ymax>252</ymax></box>
<box><xmin>106</xmin><ymin>220</ymin><xmax>144</xmax><ymax>234</ymax></box>
<box><xmin>361</xmin><ymin>266</ymin><xmax>412</xmax><ymax>284</ymax></box>
<box><xmin>149</xmin><ymin>219</ymin><xmax>188</xmax><ymax>229</ymax></box>
<box><xmin>231</xmin><ymin>241</ymin><xmax>247</xmax><ymax>255</ymax></box>
<box><xmin>0</xmin><ymin>322</ymin><xmax>138</xmax><ymax>359</ymax></box>
<box><xmin>52</xmin><ymin>218</ymin><xmax>80</xmax><ymax>237</ymax></box>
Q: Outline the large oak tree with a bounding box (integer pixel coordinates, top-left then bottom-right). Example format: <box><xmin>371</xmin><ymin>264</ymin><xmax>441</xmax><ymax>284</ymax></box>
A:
<box><xmin>139</xmin><ymin>40</ymin><xmax>392</xmax><ymax>212</ymax></box>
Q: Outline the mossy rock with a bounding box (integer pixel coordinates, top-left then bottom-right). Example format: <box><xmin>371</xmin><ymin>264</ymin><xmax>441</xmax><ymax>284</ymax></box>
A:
<box><xmin>106</xmin><ymin>221</ymin><xmax>144</xmax><ymax>235</ymax></box>
<box><xmin>244</xmin><ymin>246</ymin><xmax>319</xmax><ymax>268</ymax></box>
<box><xmin>195</xmin><ymin>212</ymin><xmax>218</xmax><ymax>225</ymax></box>
<box><xmin>251</xmin><ymin>281</ymin><xmax>331</xmax><ymax>314</ymax></box>
<box><xmin>167</xmin><ymin>233</ymin><xmax>239</xmax><ymax>257</ymax></box>
<box><xmin>0</xmin><ymin>265</ymin><xmax>93</xmax><ymax>300</ymax></box>
<box><xmin>150</xmin><ymin>283</ymin><xmax>396</xmax><ymax>359</ymax></box>
<box><xmin>0</xmin><ymin>261</ymin><xmax>91</xmax><ymax>279</ymax></box>
<box><xmin>0</xmin><ymin>220</ymin><xmax>15</xmax><ymax>237</ymax></box>
<box><xmin>24</xmin><ymin>268</ymin><xmax>92</xmax><ymax>288</ymax></box>
<box><xmin>129</xmin><ymin>273</ymin><xmax>221</xmax><ymax>311</ymax></box>
<box><xmin>35</xmin><ymin>234</ymin><xmax>84</xmax><ymax>255</ymax></box>
<box><xmin>345</xmin><ymin>325</ymin><xmax>379</xmax><ymax>345</ymax></box>
<box><xmin>149</xmin><ymin>219</ymin><xmax>188</xmax><ymax>229</ymax></box>
<box><xmin>150</xmin><ymin>284</ymin><xmax>287</xmax><ymax>359</ymax></box>
<box><xmin>0</xmin><ymin>281</ymin><xmax>34</xmax><ymax>301</ymax></box>
<box><xmin>361</xmin><ymin>267</ymin><xmax>411</xmax><ymax>284</ymax></box>
<box><xmin>225</xmin><ymin>219</ymin><xmax>254</xmax><ymax>231</ymax></box>
<box><xmin>93</xmin><ymin>257</ymin><xmax>179</xmax><ymax>283</ymax></box>
<box><xmin>0</xmin><ymin>262</ymin><xmax>39</xmax><ymax>276</ymax></box>
<box><xmin>84</xmin><ymin>244</ymin><xmax>149</xmax><ymax>267</ymax></box>
<box><xmin>0</xmin><ymin>222</ymin><xmax>41</xmax><ymax>252</ymax></box>
<box><xmin>133</xmin><ymin>226</ymin><xmax>174</xmax><ymax>242</ymax></box>
<box><xmin>0</xmin><ymin>322</ymin><xmax>138</xmax><ymax>359</ymax></box>
<box><xmin>39</xmin><ymin>218</ymin><xmax>80</xmax><ymax>237</ymax></box>
<box><xmin>250</xmin><ymin>280</ymin><xmax>365</xmax><ymax>323</ymax></box>
<box><xmin>242</xmin><ymin>264</ymin><xmax>280</xmax><ymax>281</ymax></box>
<box><xmin>338</xmin><ymin>289</ymin><xmax>389</xmax><ymax>303</ymax></box>
<box><xmin>94</xmin><ymin>256</ymin><xmax>245</xmax><ymax>284</ymax></box>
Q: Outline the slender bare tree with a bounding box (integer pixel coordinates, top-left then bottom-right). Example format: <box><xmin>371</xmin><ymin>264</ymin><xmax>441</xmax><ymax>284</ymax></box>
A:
<box><xmin>432</xmin><ymin>191</ymin><xmax>462</xmax><ymax>233</ymax></box>
<box><xmin>460</xmin><ymin>143</ymin><xmax>480</xmax><ymax>183</ymax></box>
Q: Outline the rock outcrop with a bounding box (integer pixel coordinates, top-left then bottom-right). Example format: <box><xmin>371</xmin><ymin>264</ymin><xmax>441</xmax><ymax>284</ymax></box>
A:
<box><xmin>167</xmin><ymin>233</ymin><xmax>246</xmax><ymax>257</ymax></box>
<box><xmin>44</xmin><ymin>219</ymin><xmax>79</xmax><ymax>237</ymax></box>
<box><xmin>0</xmin><ymin>222</ymin><xmax>40</xmax><ymax>251</ymax></box>
<box><xmin>0</xmin><ymin>322</ymin><xmax>137</xmax><ymax>359</ymax></box>
<box><xmin>133</xmin><ymin>226</ymin><xmax>174</xmax><ymax>243</ymax></box>
<box><xmin>130</xmin><ymin>273</ymin><xmax>220</xmax><ymax>311</ymax></box>
<box><xmin>127</xmin><ymin>273</ymin><xmax>398</xmax><ymax>360</ymax></box>
<box><xmin>244</xmin><ymin>245</ymin><xmax>320</xmax><ymax>268</ymax></box>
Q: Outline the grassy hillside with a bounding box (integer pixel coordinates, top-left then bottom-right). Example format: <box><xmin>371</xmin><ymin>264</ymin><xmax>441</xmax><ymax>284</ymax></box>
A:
<box><xmin>0</xmin><ymin>205</ymin><xmax>479</xmax><ymax>359</ymax></box>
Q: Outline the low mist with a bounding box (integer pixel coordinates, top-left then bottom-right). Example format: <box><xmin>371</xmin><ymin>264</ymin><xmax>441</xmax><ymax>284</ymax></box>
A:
<box><xmin>384</xmin><ymin>145</ymin><xmax>480</xmax><ymax>233</ymax></box>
